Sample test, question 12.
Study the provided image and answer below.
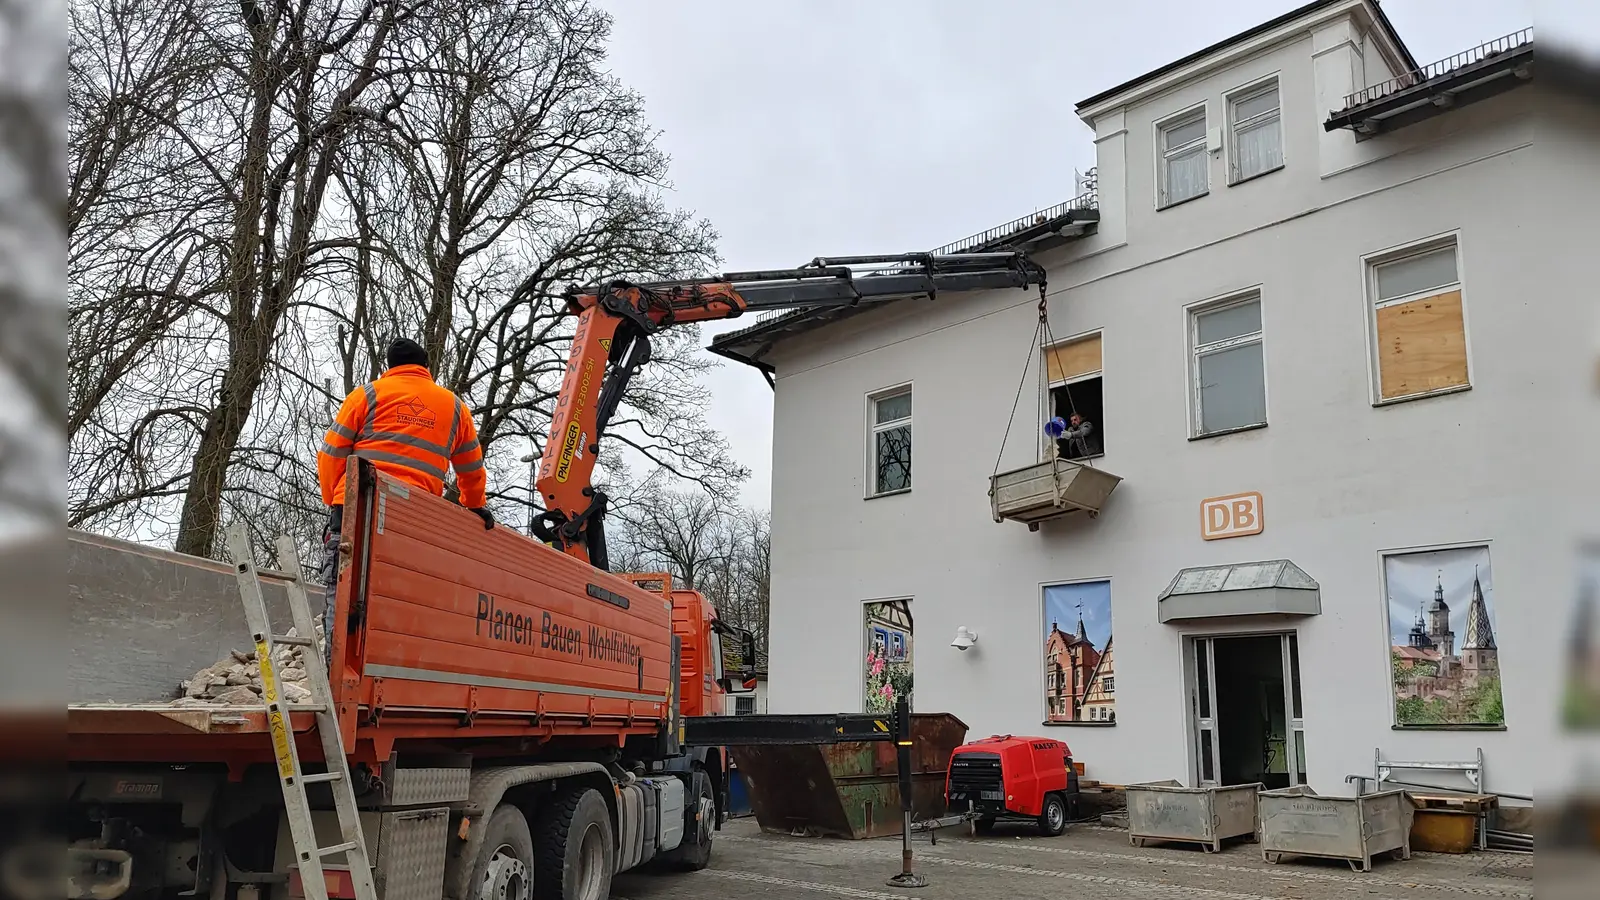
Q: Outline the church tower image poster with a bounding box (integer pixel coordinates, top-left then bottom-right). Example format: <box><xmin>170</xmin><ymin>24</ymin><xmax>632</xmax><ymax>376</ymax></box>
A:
<box><xmin>1386</xmin><ymin>545</ymin><xmax>1505</xmax><ymax>727</ymax></box>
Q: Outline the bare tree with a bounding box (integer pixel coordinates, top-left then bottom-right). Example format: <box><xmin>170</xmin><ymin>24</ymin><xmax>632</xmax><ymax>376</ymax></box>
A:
<box><xmin>611</xmin><ymin>485</ymin><xmax>770</xmax><ymax>665</ymax></box>
<box><xmin>67</xmin><ymin>0</ymin><xmax>740</xmax><ymax>556</ymax></box>
<box><xmin>612</xmin><ymin>486</ymin><xmax>732</xmax><ymax>592</ymax></box>
<box><xmin>333</xmin><ymin>0</ymin><xmax>735</xmax><ymax>516</ymax></box>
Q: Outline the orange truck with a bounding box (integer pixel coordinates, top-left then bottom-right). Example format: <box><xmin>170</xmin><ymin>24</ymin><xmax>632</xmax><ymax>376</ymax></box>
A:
<box><xmin>64</xmin><ymin>464</ymin><xmax>756</xmax><ymax>900</ymax></box>
<box><xmin>59</xmin><ymin>251</ymin><xmax>1046</xmax><ymax>900</ymax></box>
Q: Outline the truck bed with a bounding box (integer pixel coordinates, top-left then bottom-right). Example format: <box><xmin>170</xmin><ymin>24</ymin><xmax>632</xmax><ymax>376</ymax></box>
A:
<box><xmin>69</xmin><ymin>463</ymin><xmax>682</xmax><ymax>767</ymax></box>
<box><xmin>67</xmin><ymin>530</ymin><xmax>323</xmax><ymax>705</ymax></box>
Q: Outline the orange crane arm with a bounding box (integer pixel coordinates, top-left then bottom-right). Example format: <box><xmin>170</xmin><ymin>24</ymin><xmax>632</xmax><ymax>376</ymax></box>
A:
<box><xmin>533</xmin><ymin>252</ymin><xmax>1047</xmax><ymax>568</ymax></box>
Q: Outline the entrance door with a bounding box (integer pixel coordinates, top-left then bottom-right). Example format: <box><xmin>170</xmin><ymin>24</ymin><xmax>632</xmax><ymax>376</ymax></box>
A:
<box><xmin>1191</xmin><ymin>633</ymin><xmax>1305</xmax><ymax>788</ymax></box>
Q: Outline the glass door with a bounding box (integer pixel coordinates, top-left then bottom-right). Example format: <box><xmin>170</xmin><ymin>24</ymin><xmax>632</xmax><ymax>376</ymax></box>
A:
<box><xmin>1280</xmin><ymin>633</ymin><xmax>1306</xmax><ymax>787</ymax></box>
<box><xmin>1193</xmin><ymin>638</ymin><xmax>1221</xmax><ymax>786</ymax></box>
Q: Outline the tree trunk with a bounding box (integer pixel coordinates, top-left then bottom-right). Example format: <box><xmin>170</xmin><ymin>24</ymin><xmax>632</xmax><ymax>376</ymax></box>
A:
<box><xmin>173</xmin><ymin>340</ymin><xmax>267</xmax><ymax>556</ymax></box>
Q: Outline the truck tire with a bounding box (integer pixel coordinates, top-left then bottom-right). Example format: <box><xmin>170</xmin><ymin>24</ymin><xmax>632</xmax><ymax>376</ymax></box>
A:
<box><xmin>535</xmin><ymin>787</ymin><xmax>614</xmax><ymax>900</ymax></box>
<box><xmin>663</xmin><ymin>770</ymin><xmax>714</xmax><ymax>871</ymax></box>
<box><xmin>469</xmin><ymin>804</ymin><xmax>534</xmax><ymax>900</ymax></box>
<box><xmin>1038</xmin><ymin>793</ymin><xmax>1068</xmax><ymax>837</ymax></box>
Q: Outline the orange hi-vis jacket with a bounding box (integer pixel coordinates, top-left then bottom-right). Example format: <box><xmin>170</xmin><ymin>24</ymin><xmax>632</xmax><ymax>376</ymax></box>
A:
<box><xmin>317</xmin><ymin>364</ymin><xmax>487</xmax><ymax>509</ymax></box>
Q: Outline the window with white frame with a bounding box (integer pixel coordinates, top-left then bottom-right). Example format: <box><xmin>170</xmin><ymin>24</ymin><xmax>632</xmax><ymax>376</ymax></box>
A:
<box><xmin>1158</xmin><ymin>108</ymin><xmax>1208</xmax><ymax>208</ymax></box>
<box><xmin>1368</xmin><ymin>239</ymin><xmax>1470</xmax><ymax>402</ymax></box>
<box><xmin>1228</xmin><ymin>79</ymin><xmax>1283</xmax><ymax>183</ymax></box>
<box><xmin>868</xmin><ymin>387</ymin><xmax>912</xmax><ymax>496</ymax></box>
<box><xmin>734</xmin><ymin>695</ymin><xmax>757</xmax><ymax>716</ymax></box>
<box><xmin>1190</xmin><ymin>295</ymin><xmax>1267</xmax><ymax>436</ymax></box>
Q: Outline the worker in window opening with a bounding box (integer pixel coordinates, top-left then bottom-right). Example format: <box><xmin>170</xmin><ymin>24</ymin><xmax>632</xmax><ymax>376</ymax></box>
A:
<box><xmin>316</xmin><ymin>338</ymin><xmax>493</xmax><ymax>637</ymax></box>
<box><xmin>1062</xmin><ymin>413</ymin><xmax>1100</xmax><ymax>460</ymax></box>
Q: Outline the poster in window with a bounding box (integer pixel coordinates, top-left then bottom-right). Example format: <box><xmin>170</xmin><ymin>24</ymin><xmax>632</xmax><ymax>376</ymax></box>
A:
<box><xmin>863</xmin><ymin>599</ymin><xmax>912</xmax><ymax>714</ymax></box>
<box><xmin>1043</xmin><ymin>580</ymin><xmax>1114</xmax><ymax>724</ymax></box>
<box><xmin>1385</xmin><ymin>545</ymin><xmax>1505</xmax><ymax>727</ymax></box>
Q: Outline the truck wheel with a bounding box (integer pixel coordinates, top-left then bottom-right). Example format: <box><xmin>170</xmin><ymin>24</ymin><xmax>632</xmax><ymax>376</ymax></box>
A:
<box><xmin>470</xmin><ymin>805</ymin><xmax>534</xmax><ymax>900</ymax></box>
<box><xmin>535</xmin><ymin>787</ymin><xmax>614</xmax><ymax>900</ymax></box>
<box><xmin>665</xmin><ymin>770</ymin><xmax>715</xmax><ymax>871</ymax></box>
<box><xmin>1038</xmin><ymin>793</ymin><xmax>1068</xmax><ymax>837</ymax></box>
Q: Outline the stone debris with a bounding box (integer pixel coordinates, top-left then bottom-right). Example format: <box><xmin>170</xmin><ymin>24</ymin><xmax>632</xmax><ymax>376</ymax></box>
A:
<box><xmin>170</xmin><ymin>624</ymin><xmax>326</xmax><ymax>707</ymax></box>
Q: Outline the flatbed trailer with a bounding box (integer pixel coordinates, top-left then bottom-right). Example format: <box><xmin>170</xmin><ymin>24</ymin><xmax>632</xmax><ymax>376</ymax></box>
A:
<box><xmin>60</xmin><ymin>461</ymin><xmax>750</xmax><ymax>900</ymax></box>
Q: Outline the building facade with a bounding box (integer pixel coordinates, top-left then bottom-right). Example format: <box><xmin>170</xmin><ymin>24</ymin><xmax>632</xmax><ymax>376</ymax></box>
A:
<box><xmin>711</xmin><ymin>1</ymin><xmax>1565</xmax><ymax>798</ymax></box>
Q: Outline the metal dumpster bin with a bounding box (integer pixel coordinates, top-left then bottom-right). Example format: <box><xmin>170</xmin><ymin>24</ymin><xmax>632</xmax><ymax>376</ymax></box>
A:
<box><xmin>731</xmin><ymin>713</ymin><xmax>968</xmax><ymax>839</ymax></box>
<box><xmin>1125</xmin><ymin>780</ymin><xmax>1262</xmax><ymax>852</ymax></box>
<box><xmin>1258</xmin><ymin>786</ymin><xmax>1413</xmax><ymax>872</ymax></box>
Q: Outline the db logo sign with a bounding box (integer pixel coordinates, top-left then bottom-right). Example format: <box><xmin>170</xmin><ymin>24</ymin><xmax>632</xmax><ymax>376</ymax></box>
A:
<box><xmin>1201</xmin><ymin>491</ymin><xmax>1263</xmax><ymax>541</ymax></box>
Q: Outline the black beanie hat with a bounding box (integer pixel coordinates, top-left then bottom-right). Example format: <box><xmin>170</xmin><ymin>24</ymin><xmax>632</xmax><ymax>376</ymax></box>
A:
<box><xmin>387</xmin><ymin>338</ymin><xmax>430</xmax><ymax>370</ymax></box>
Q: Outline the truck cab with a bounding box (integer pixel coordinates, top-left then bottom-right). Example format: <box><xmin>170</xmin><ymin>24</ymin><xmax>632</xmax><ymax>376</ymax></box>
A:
<box><xmin>615</xmin><ymin>573</ymin><xmax>756</xmax><ymax>825</ymax></box>
<box><xmin>945</xmin><ymin>735</ymin><xmax>1081</xmax><ymax>836</ymax></box>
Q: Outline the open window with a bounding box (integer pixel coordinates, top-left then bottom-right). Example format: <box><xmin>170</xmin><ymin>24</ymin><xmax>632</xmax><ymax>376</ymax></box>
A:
<box><xmin>1044</xmin><ymin>333</ymin><xmax>1104</xmax><ymax>461</ymax></box>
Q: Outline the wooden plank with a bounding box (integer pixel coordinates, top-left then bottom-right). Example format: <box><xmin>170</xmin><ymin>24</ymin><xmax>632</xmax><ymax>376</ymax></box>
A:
<box><xmin>1046</xmin><ymin>334</ymin><xmax>1102</xmax><ymax>383</ymax></box>
<box><xmin>1376</xmin><ymin>290</ymin><xmax>1468</xmax><ymax>399</ymax></box>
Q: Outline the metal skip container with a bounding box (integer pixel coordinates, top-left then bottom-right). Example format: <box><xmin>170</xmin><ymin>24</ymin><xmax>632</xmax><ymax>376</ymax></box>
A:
<box><xmin>1125</xmin><ymin>781</ymin><xmax>1262</xmax><ymax>852</ymax></box>
<box><xmin>731</xmin><ymin>713</ymin><xmax>968</xmax><ymax>839</ymax></box>
<box><xmin>1258</xmin><ymin>786</ymin><xmax>1413</xmax><ymax>872</ymax></box>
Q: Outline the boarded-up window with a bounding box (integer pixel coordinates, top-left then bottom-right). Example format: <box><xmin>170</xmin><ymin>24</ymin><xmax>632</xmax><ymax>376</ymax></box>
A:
<box><xmin>1045</xmin><ymin>334</ymin><xmax>1102</xmax><ymax>384</ymax></box>
<box><xmin>1371</xmin><ymin>243</ymin><xmax>1469</xmax><ymax>402</ymax></box>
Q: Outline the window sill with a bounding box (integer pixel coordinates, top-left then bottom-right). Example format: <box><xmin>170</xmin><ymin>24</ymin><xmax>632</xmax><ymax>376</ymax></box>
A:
<box><xmin>1157</xmin><ymin>191</ymin><xmax>1209</xmax><ymax>212</ymax></box>
<box><xmin>1391</xmin><ymin>724</ymin><xmax>1507</xmax><ymax>732</ymax></box>
<box><xmin>1372</xmin><ymin>383</ymin><xmax>1472</xmax><ymax>407</ymax></box>
<box><xmin>865</xmin><ymin>488</ymin><xmax>912</xmax><ymax>501</ymax></box>
<box><xmin>1228</xmin><ymin>163</ymin><xmax>1284</xmax><ymax>187</ymax></box>
<box><xmin>1188</xmin><ymin>422</ymin><xmax>1268</xmax><ymax>442</ymax></box>
<box><xmin>1041</xmin><ymin>452</ymin><xmax>1104</xmax><ymax>465</ymax></box>
<box><xmin>1042</xmin><ymin>720</ymin><xmax>1116</xmax><ymax>727</ymax></box>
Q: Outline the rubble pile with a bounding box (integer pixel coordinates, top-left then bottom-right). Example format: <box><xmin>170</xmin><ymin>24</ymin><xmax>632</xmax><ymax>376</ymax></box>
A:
<box><xmin>168</xmin><ymin>624</ymin><xmax>326</xmax><ymax>708</ymax></box>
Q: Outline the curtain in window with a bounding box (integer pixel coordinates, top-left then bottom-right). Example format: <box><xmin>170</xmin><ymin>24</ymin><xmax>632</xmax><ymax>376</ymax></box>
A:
<box><xmin>1165</xmin><ymin>148</ymin><xmax>1207</xmax><ymax>204</ymax></box>
<box><xmin>1233</xmin><ymin>119</ymin><xmax>1282</xmax><ymax>180</ymax></box>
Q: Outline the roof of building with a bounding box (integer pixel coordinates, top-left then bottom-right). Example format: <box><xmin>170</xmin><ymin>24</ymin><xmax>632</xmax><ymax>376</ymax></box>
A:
<box><xmin>1075</xmin><ymin>0</ymin><xmax>1418</xmax><ymax>114</ymax></box>
<box><xmin>706</xmin><ymin>2</ymin><xmax>1447</xmax><ymax>372</ymax></box>
<box><xmin>1323</xmin><ymin>27</ymin><xmax>1532</xmax><ymax>137</ymax></box>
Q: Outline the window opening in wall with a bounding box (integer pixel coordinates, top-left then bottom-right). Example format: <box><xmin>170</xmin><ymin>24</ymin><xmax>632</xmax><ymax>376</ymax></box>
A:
<box><xmin>1191</xmin><ymin>295</ymin><xmax>1267</xmax><ymax>436</ymax></box>
<box><xmin>1044</xmin><ymin>333</ymin><xmax>1104</xmax><ymax>461</ymax></box>
<box><xmin>734</xmin><ymin>695</ymin><xmax>756</xmax><ymax>716</ymax></box>
<box><xmin>868</xmin><ymin>387</ymin><xmax>912</xmax><ymax>496</ymax></box>
<box><xmin>1159</xmin><ymin>108</ymin><xmax>1209</xmax><ymax>208</ymax></box>
<box><xmin>1228</xmin><ymin>79</ymin><xmax>1283</xmax><ymax>183</ymax></box>
<box><xmin>1368</xmin><ymin>239</ymin><xmax>1469</xmax><ymax>403</ymax></box>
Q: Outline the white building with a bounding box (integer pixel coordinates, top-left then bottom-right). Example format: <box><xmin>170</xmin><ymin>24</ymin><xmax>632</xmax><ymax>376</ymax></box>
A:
<box><xmin>711</xmin><ymin>0</ymin><xmax>1568</xmax><ymax>800</ymax></box>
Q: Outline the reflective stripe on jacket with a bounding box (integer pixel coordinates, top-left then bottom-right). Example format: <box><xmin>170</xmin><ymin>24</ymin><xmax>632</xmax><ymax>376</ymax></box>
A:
<box><xmin>316</xmin><ymin>364</ymin><xmax>487</xmax><ymax>508</ymax></box>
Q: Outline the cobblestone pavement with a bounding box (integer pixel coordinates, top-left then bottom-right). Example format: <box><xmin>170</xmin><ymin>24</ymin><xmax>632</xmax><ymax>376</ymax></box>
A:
<box><xmin>613</xmin><ymin>818</ymin><xmax>1534</xmax><ymax>900</ymax></box>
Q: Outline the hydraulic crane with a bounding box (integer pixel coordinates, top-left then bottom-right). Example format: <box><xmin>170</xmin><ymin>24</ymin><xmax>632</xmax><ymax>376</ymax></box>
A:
<box><xmin>532</xmin><ymin>251</ymin><xmax>1049</xmax><ymax>568</ymax></box>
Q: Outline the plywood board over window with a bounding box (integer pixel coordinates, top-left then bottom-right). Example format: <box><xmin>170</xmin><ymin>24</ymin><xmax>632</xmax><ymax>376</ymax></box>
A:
<box><xmin>1046</xmin><ymin>334</ymin><xmax>1103</xmax><ymax>383</ymax></box>
<box><xmin>1369</xmin><ymin>241</ymin><xmax>1471</xmax><ymax>403</ymax></box>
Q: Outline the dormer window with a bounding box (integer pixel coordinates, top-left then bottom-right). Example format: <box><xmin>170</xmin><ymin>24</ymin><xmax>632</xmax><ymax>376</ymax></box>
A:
<box><xmin>1157</xmin><ymin>107</ymin><xmax>1209</xmax><ymax>208</ymax></box>
<box><xmin>1227</xmin><ymin>78</ymin><xmax>1283</xmax><ymax>183</ymax></box>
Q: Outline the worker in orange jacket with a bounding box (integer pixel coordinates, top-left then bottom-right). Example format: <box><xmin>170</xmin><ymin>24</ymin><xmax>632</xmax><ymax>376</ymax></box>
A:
<box><xmin>316</xmin><ymin>339</ymin><xmax>493</xmax><ymax>629</ymax></box>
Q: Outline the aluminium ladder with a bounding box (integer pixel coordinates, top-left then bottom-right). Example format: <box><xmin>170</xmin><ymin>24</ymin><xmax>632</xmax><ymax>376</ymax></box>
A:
<box><xmin>226</xmin><ymin>525</ymin><xmax>379</xmax><ymax>900</ymax></box>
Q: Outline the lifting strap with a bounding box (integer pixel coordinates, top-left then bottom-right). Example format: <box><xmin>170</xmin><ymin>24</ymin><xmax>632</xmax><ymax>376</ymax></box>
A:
<box><xmin>991</xmin><ymin>284</ymin><xmax>1070</xmax><ymax>478</ymax></box>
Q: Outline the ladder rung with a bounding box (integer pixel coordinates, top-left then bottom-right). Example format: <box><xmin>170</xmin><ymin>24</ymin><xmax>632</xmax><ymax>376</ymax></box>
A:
<box><xmin>285</xmin><ymin>703</ymin><xmax>329</xmax><ymax>713</ymax></box>
<box><xmin>301</xmin><ymin>771</ymin><xmax>344</xmax><ymax>785</ymax></box>
<box><xmin>272</xmin><ymin>634</ymin><xmax>316</xmax><ymax>647</ymax></box>
<box><xmin>316</xmin><ymin>841</ymin><xmax>359</xmax><ymax>858</ymax></box>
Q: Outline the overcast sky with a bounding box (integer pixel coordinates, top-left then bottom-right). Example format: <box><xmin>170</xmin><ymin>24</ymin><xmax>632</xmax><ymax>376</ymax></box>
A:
<box><xmin>1384</xmin><ymin>545</ymin><xmax>1496</xmax><ymax>645</ymax></box>
<box><xmin>597</xmin><ymin>1</ymin><xmax>1540</xmax><ymax>507</ymax></box>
